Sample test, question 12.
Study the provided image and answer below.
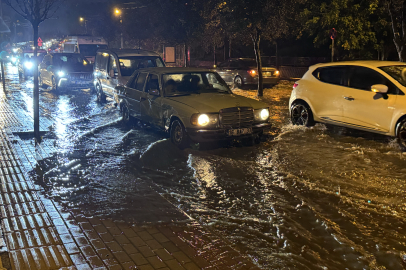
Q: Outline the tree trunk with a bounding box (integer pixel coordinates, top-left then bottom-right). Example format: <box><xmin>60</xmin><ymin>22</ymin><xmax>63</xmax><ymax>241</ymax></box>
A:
<box><xmin>252</xmin><ymin>33</ymin><xmax>263</xmax><ymax>97</ymax></box>
<box><xmin>33</xmin><ymin>22</ymin><xmax>40</xmax><ymax>143</ymax></box>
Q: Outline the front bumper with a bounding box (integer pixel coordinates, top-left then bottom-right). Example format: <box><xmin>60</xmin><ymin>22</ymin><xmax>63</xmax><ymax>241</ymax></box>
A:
<box><xmin>244</xmin><ymin>76</ymin><xmax>280</xmax><ymax>85</ymax></box>
<box><xmin>186</xmin><ymin>122</ymin><xmax>272</xmax><ymax>143</ymax></box>
<box><xmin>58</xmin><ymin>78</ymin><xmax>93</xmax><ymax>89</ymax></box>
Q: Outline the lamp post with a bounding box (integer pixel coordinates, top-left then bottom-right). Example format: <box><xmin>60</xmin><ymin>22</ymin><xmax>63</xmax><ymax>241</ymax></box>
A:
<box><xmin>114</xmin><ymin>8</ymin><xmax>123</xmax><ymax>49</ymax></box>
<box><xmin>79</xmin><ymin>17</ymin><xmax>88</xmax><ymax>35</ymax></box>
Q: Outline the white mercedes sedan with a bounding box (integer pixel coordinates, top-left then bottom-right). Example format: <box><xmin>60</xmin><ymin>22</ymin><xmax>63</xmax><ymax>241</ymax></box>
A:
<box><xmin>289</xmin><ymin>61</ymin><xmax>406</xmax><ymax>150</ymax></box>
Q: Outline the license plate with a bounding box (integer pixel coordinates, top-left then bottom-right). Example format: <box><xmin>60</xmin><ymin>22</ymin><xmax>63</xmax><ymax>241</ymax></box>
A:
<box><xmin>226</xmin><ymin>127</ymin><xmax>252</xmax><ymax>136</ymax></box>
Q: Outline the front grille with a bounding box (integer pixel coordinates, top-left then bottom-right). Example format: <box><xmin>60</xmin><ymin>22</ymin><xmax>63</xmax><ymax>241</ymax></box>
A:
<box><xmin>219</xmin><ymin>107</ymin><xmax>254</xmax><ymax>128</ymax></box>
<box><xmin>68</xmin><ymin>72</ymin><xmax>93</xmax><ymax>81</ymax></box>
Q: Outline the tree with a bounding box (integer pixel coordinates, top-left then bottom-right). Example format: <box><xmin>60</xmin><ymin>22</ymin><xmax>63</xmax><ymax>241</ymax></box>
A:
<box><xmin>203</xmin><ymin>0</ymin><xmax>303</xmax><ymax>97</ymax></box>
<box><xmin>386</xmin><ymin>0</ymin><xmax>406</xmax><ymax>61</ymax></box>
<box><xmin>4</xmin><ymin>0</ymin><xmax>62</xmax><ymax>142</ymax></box>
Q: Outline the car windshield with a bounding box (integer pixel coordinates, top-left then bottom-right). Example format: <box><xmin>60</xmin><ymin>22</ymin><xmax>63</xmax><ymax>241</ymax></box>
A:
<box><xmin>79</xmin><ymin>44</ymin><xmax>108</xmax><ymax>56</ymax></box>
<box><xmin>119</xmin><ymin>56</ymin><xmax>165</xmax><ymax>76</ymax></box>
<box><xmin>379</xmin><ymin>65</ymin><xmax>406</xmax><ymax>86</ymax></box>
<box><xmin>53</xmin><ymin>54</ymin><xmax>89</xmax><ymax>66</ymax></box>
<box><xmin>163</xmin><ymin>72</ymin><xmax>231</xmax><ymax>96</ymax></box>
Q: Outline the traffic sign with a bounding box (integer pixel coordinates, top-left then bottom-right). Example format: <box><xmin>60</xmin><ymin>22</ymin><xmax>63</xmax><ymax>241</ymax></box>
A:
<box><xmin>329</xmin><ymin>28</ymin><xmax>337</xmax><ymax>40</ymax></box>
<box><xmin>38</xmin><ymin>37</ymin><xmax>43</xmax><ymax>47</ymax></box>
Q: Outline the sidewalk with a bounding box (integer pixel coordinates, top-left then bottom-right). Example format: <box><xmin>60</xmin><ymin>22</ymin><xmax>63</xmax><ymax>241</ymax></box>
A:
<box><xmin>0</xmin><ymin>80</ymin><xmax>260</xmax><ymax>269</ymax></box>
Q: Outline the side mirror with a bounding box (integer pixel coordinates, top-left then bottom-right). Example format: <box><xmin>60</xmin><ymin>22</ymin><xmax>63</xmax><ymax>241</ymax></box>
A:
<box><xmin>371</xmin><ymin>84</ymin><xmax>388</xmax><ymax>94</ymax></box>
<box><xmin>148</xmin><ymin>88</ymin><xmax>160</xmax><ymax>96</ymax></box>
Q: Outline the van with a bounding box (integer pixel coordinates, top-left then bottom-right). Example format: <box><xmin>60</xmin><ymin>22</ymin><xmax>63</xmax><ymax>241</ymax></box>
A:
<box><xmin>93</xmin><ymin>49</ymin><xmax>165</xmax><ymax>103</ymax></box>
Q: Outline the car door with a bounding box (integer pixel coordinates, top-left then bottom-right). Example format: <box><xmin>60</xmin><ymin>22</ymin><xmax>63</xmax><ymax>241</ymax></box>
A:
<box><xmin>141</xmin><ymin>74</ymin><xmax>162</xmax><ymax>126</ymax></box>
<box><xmin>216</xmin><ymin>60</ymin><xmax>232</xmax><ymax>84</ymax></box>
<box><xmin>104</xmin><ymin>55</ymin><xmax>118</xmax><ymax>97</ymax></box>
<box><xmin>98</xmin><ymin>52</ymin><xmax>109</xmax><ymax>90</ymax></box>
<box><xmin>309</xmin><ymin>66</ymin><xmax>348</xmax><ymax>123</ymax></box>
<box><xmin>343</xmin><ymin>66</ymin><xmax>397</xmax><ymax>133</ymax></box>
<box><xmin>124</xmin><ymin>72</ymin><xmax>148</xmax><ymax>118</ymax></box>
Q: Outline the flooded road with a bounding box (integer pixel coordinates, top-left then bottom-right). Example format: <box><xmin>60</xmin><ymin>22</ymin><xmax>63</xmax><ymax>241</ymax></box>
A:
<box><xmin>8</xmin><ymin>67</ymin><xmax>406</xmax><ymax>270</ymax></box>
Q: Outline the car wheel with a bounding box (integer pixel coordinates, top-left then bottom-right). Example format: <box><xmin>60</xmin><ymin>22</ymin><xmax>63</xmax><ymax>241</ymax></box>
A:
<box><xmin>121</xmin><ymin>104</ymin><xmax>130</xmax><ymax>122</ymax></box>
<box><xmin>170</xmin><ymin>120</ymin><xmax>189</xmax><ymax>149</ymax></box>
<box><xmin>290</xmin><ymin>101</ymin><xmax>315</xmax><ymax>127</ymax></box>
<box><xmin>396</xmin><ymin>118</ymin><xmax>406</xmax><ymax>151</ymax></box>
<box><xmin>96</xmin><ymin>84</ymin><xmax>106</xmax><ymax>103</ymax></box>
<box><xmin>51</xmin><ymin>76</ymin><xmax>58</xmax><ymax>91</ymax></box>
<box><xmin>234</xmin><ymin>76</ymin><xmax>243</xmax><ymax>89</ymax></box>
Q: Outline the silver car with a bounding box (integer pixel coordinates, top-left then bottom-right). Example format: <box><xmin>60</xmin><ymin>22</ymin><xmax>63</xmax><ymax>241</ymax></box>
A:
<box><xmin>214</xmin><ymin>58</ymin><xmax>280</xmax><ymax>88</ymax></box>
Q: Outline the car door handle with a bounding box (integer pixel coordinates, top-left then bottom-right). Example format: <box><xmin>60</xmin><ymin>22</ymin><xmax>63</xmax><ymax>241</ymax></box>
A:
<box><xmin>344</xmin><ymin>96</ymin><xmax>354</xmax><ymax>101</ymax></box>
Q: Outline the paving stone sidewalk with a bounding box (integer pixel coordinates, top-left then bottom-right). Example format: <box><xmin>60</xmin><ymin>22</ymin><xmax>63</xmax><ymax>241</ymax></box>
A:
<box><xmin>0</xmin><ymin>81</ymin><xmax>260</xmax><ymax>269</ymax></box>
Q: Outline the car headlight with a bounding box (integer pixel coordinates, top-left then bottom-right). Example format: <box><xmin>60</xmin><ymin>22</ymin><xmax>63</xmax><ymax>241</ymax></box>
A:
<box><xmin>57</xmin><ymin>71</ymin><xmax>65</xmax><ymax>77</ymax></box>
<box><xmin>191</xmin><ymin>113</ymin><xmax>219</xmax><ymax>127</ymax></box>
<box><xmin>254</xmin><ymin>108</ymin><xmax>270</xmax><ymax>122</ymax></box>
<box><xmin>24</xmin><ymin>62</ymin><xmax>33</xmax><ymax>69</ymax></box>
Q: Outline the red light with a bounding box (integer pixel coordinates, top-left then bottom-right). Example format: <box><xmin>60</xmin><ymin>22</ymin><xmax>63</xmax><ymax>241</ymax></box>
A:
<box><xmin>293</xmin><ymin>83</ymin><xmax>298</xmax><ymax>89</ymax></box>
<box><xmin>249</xmin><ymin>70</ymin><xmax>257</xmax><ymax>75</ymax></box>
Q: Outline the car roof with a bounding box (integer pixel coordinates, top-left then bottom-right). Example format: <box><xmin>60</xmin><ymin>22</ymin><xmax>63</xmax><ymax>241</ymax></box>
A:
<box><xmin>311</xmin><ymin>60</ymin><xmax>406</xmax><ymax>69</ymax></box>
<box><xmin>97</xmin><ymin>49</ymin><xmax>160</xmax><ymax>57</ymax></box>
<box><xmin>135</xmin><ymin>67</ymin><xmax>214</xmax><ymax>74</ymax></box>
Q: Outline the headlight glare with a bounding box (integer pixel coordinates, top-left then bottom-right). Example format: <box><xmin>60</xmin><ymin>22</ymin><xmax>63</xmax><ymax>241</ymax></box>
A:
<box><xmin>24</xmin><ymin>61</ymin><xmax>33</xmax><ymax>69</ymax></box>
<box><xmin>254</xmin><ymin>108</ymin><xmax>270</xmax><ymax>121</ymax></box>
<box><xmin>191</xmin><ymin>113</ymin><xmax>219</xmax><ymax>127</ymax></box>
<box><xmin>57</xmin><ymin>71</ymin><xmax>65</xmax><ymax>77</ymax></box>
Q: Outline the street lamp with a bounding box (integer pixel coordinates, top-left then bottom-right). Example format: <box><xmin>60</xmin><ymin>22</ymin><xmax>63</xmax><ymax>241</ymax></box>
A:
<box><xmin>114</xmin><ymin>8</ymin><xmax>123</xmax><ymax>49</ymax></box>
<box><xmin>79</xmin><ymin>17</ymin><xmax>88</xmax><ymax>35</ymax></box>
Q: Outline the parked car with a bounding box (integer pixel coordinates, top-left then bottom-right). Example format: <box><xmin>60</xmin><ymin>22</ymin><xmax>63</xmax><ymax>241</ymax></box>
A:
<box><xmin>289</xmin><ymin>60</ymin><xmax>406</xmax><ymax>150</ymax></box>
<box><xmin>116</xmin><ymin>67</ymin><xmax>272</xmax><ymax>148</ymax></box>
<box><xmin>213</xmin><ymin>58</ymin><xmax>280</xmax><ymax>88</ymax></box>
<box><xmin>39</xmin><ymin>53</ymin><xmax>93</xmax><ymax>91</ymax></box>
<box><xmin>18</xmin><ymin>49</ymin><xmax>47</xmax><ymax>79</ymax></box>
<box><xmin>93</xmin><ymin>49</ymin><xmax>165</xmax><ymax>103</ymax></box>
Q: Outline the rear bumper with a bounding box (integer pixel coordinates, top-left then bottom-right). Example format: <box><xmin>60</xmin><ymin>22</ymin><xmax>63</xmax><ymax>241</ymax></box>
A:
<box><xmin>186</xmin><ymin>122</ymin><xmax>272</xmax><ymax>142</ymax></box>
<box><xmin>244</xmin><ymin>76</ymin><xmax>280</xmax><ymax>85</ymax></box>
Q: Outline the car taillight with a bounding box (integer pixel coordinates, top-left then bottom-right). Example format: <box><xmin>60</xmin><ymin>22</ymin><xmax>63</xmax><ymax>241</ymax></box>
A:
<box><xmin>274</xmin><ymin>70</ymin><xmax>280</xmax><ymax>76</ymax></box>
<box><xmin>249</xmin><ymin>69</ymin><xmax>257</xmax><ymax>75</ymax></box>
<box><xmin>293</xmin><ymin>82</ymin><xmax>298</xmax><ymax>89</ymax></box>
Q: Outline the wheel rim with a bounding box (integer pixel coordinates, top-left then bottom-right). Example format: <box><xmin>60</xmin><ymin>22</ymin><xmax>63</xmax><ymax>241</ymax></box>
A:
<box><xmin>173</xmin><ymin>122</ymin><xmax>183</xmax><ymax>144</ymax></box>
<box><xmin>235</xmin><ymin>77</ymin><xmax>242</xmax><ymax>87</ymax></box>
<box><xmin>291</xmin><ymin>104</ymin><xmax>309</xmax><ymax>125</ymax></box>
<box><xmin>398</xmin><ymin>122</ymin><xmax>406</xmax><ymax>147</ymax></box>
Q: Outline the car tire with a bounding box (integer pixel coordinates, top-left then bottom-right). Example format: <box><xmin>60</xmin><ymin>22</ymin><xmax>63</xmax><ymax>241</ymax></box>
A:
<box><xmin>170</xmin><ymin>119</ymin><xmax>189</xmax><ymax>149</ymax></box>
<box><xmin>396</xmin><ymin>118</ymin><xmax>406</xmax><ymax>151</ymax></box>
<box><xmin>290</xmin><ymin>101</ymin><xmax>315</xmax><ymax>127</ymax></box>
<box><xmin>234</xmin><ymin>76</ymin><xmax>243</xmax><ymax>89</ymax></box>
<box><xmin>121</xmin><ymin>104</ymin><xmax>130</xmax><ymax>122</ymax></box>
<box><xmin>96</xmin><ymin>84</ymin><xmax>106</xmax><ymax>103</ymax></box>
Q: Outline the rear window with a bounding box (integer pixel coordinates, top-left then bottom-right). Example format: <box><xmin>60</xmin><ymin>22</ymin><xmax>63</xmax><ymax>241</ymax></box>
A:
<box><xmin>118</xmin><ymin>56</ymin><xmax>165</xmax><ymax>76</ymax></box>
<box><xmin>313</xmin><ymin>66</ymin><xmax>347</xmax><ymax>86</ymax></box>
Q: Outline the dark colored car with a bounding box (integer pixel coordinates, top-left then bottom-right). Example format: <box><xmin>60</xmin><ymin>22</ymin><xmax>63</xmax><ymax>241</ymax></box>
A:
<box><xmin>115</xmin><ymin>67</ymin><xmax>272</xmax><ymax>148</ymax></box>
<box><xmin>18</xmin><ymin>49</ymin><xmax>47</xmax><ymax>79</ymax></box>
<box><xmin>213</xmin><ymin>58</ymin><xmax>280</xmax><ymax>88</ymax></box>
<box><xmin>39</xmin><ymin>53</ymin><xmax>93</xmax><ymax>91</ymax></box>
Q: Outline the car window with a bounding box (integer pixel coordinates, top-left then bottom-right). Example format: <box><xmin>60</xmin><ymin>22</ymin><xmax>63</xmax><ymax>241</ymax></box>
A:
<box><xmin>100</xmin><ymin>53</ymin><xmax>109</xmax><ymax>71</ymax></box>
<box><xmin>145</xmin><ymin>74</ymin><xmax>159</xmax><ymax>93</ymax></box>
<box><xmin>118</xmin><ymin>56</ymin><xmax>164</xmax><ymax>76</ymax></box>
<box><xmin>108</xmin><ymin>55</ymin><xmax>118</xmax><ymax>73</ymax></box>
<box><xmin>127</xmin><ymin>73</ymin><xmax>139</xmax><ymax>88</ymax></box>
<box><xmin>229</xmin><ymin>60</ymin><xmax>239</xmax><ymax>68</ymax></box>
<box><xmin>349</xmin><ymin>66</ymin><xmax>397</xmax><ymax>94</ymax></box>
<box><xmin>313</xmin><ymin>66</ymin><xmax>347</xmax><ymax>86</ymax></box>
<box><xmin>134</xmin><ymin>72</ymin><xmax>148</xmax><ymax>91</ymax></box>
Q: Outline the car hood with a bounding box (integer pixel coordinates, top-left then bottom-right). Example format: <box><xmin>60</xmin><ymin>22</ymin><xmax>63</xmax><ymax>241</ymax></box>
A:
<box><xmin>166</xmin><ymin>93</ymin><xmax>268</xmax><ymax>113</ymax></box>
<box><xmin>54</xmin><ymin>64</ymin><xmax>93</xmax><ymax>73</ymax></box>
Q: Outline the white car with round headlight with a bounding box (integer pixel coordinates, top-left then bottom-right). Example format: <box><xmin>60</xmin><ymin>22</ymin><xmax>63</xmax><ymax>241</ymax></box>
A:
<box><xmin>116</xmin><ymin>67</ymin><xmax>272</xmax><ymax>148</ymax></box>
<box><xmin>289</xmin><ymin>60</ymin><xmax>406</xmax><ymax>150</ymax></box>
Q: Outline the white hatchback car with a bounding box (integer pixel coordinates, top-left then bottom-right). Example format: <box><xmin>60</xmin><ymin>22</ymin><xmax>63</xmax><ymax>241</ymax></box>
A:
<box><xmin>289</xmin><ymin>61</ymin><xmax>406</xmax><ymax>149</ymax></box>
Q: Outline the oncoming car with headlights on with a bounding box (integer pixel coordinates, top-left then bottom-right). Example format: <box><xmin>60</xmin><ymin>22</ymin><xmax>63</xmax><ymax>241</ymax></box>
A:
<box><xmin>116</xmin><ymin>67</ymin><xmax>272</xmax><ymax>148</ymax></box>
<box><xmin>18</xmin><ymin>49</ymin><xmax>47</xmax><ymax>79</ymax></box>
<box><xmin>39</xmin><ymin>53</ymin><xmax>93</xmax><ymax>91</ymax></box>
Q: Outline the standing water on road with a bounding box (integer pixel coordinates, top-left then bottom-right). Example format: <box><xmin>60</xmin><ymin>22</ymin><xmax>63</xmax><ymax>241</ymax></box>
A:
<box><xmin>7</xmin><ymin>67</ymin><xmax>406</xmax><ymax>270</ymax></box>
